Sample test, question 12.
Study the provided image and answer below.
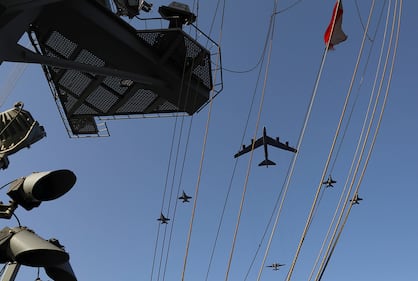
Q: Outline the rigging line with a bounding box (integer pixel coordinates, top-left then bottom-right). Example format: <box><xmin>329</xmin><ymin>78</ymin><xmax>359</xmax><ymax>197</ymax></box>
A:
<box><xmin>161</xmin><ymin>68</ymin><xmax>197</xmax><ymax>281</ymax></box>
<box><xmin>309</xmin><ymin>36</ymin><xmax>382</xmax><ymax>281</ymax></box>
<box><xmin>329</xmin><ymin>0</ymin><xmax>388</xmax><ymax>174</ymax></box>
<box><xmin>315</xmin><ymin>2</ymin><xmax>399</xmax><ymax>279</ymax></box>
<box><xmin>191</xmin><ymin>0</ymin><xmax>200</xmax><ymax>39</ymax></box>
<box><xmin>204</xmin><ymin>162</ymin><xmax>239</xmax><ymax>281</ymax></box>
<box><xmin>177</xmin><ymin>2</ymin><xmax>224</xmax><ymax>279</ymax></box>
<box><xmin>206</xmin><ymin>56</ymin><xmax>265</xmax><ymax>281</ymax></box>
<box><xmin>222</xmin><ymin>31</ymin><xmax>270</xmax><ymax>73</ymax></box>
<box><xmin>180</xmin><ymin>65</ymin><xmax>219</xmax><ymax>281</ymax></box>
<box><xmin>244</xmin><ymin>137</ymin><xmax>297</xmax><ymax>281</ymax></box>
<box><xmin>307</xmin><ymin>188</ymin><xmax>345</xmax><ymax>281</ymax></box>
<box><xmin>159</xmin><ymin>47</ymin><xmax>199</xmax><ymax>281</ymax></box>
<box><xmin>311</xmin><ymin>3</ymin><xmax>392</xmax><ymax>276</ymax></box>
<box><xmin>150</xmin><ymin>108</ymin><xmax>179</xmax><ymax>281</ymax></box>
<box><xmin>162</xmin><ymin>119</ymin><xmax>194</xmax><ymax>281</ymax></box>
<box><xmin>317</xmin><ymin>32</ymin><xmax>399</xmax><ymax>277</ymax></box>
<box><xmin>159</xmin><ymin>118</ymin><xmax>188</xmax><ymax>281</ymax></box>
<box><xmin>222</xmin><ymin>2</ymin><xmax>275</xmax><ymax>74</ymax></box>
<box><xmin>276</xmin><ymin>0</ymin><xmax>303</xmax><ymax>14</ymax></box>
<box><xmin>12</xmin><ymin>213</ymin><xmax>21</xmax><ymax>227</ymax></box>
<box><xmin>154</xmin><ymin>58</ymin><xmax>193</xmax><ymax>281</ymax></box>
<box><xmin>158</xmin><ymin>123</ymin><xmax>194</xmax><ymax>281</ymax></box>
<box><xmin>224</xmin><ymin>1</ymin><xmax>280</xmax><ymax>280</ymax></box>
<box><xmin>0</xmin><ymin>39</ymin><xmax>33</xmax><ymax>107</ymax></box>
<box><xmin>349</xmin><ymin>0</ymin><xmax>400</xmax><ymax>208</ymax></box>
<box><xmin>205</xmin><ymin>10</ymin><xmax>272</xmax><ymax>280</ymax></box>
<box><xmin>156</xmin><ymin>214</ymin><xmax>171</xmax><ymax>281</ymax></box>
<box><xmin>263</xmin><ymin>43</ymin><xmax>329</xmax><ymax>281</ymax></box>
<box><xmin>256</xmin><ymin>0</ymin><xmax>347</xmax><ymax>274</ymax></box>
<box><xmin>316</xmin><ymin>194</ymin><xmax>355</xmax><ymax>281</ymax></box>
<box><xmin>309</xmin><ymin>187</ymin><xmax>326</xmax><ymax>227</ymax></box>
<box><xmin>0</xmin><ymin>63</ymin><xmax>28</xmax><ymax>108</ymax></box>
<box><xmin>244</xmin><ymin>142</ymin><xmax>295</xmax><ymax>281</ymax></box>
<box><xmin>260</xmin><ymin>0</ymin><xmax>340</xmax><ymax>274</ymax></box>
<box><xmin>316</xmin><ymin>19</ymin><xmax>403</xmax><ymax>279</ymax></box>
<box><xmin>308</xmin><ymin>36</ymin><xmax>384</xmax><ymax>279</ymax></box>
<box><xmin>285</xmin><ymin>0</ymin><xmax>376</xmax><ymax>279</ymax></box>
<box><xmin>354</xmin><ymin>0</ymin><xmax>374</xmax><ymax>42</ymax></box>
<box><xmin>353</xmin><ymin>0</ymin><xmax>401</xmax><ymax>223</ymax></box>
<box><xmin>207</xmin><ymin>0</ymin><xmax>222</xmax><ymax>38</ymax></box>
<box><xmin>180</xmin><ymin>4</ymin><xmax>225</xmax><ymax>280</ymax></box>
<box><xmin>253</xmin><ymin>6</ymin><xmax>348</xmax><ymax>279</ymax></box>
<box><xmin>204</xmin><ymin>0</ymin><xmax>280</xmax><ymax>277</ymax></box>
<box><xmin>0</xmin><ymin>179</ymin><xmax>16</xmax><ymax>190</ymax></box>
<box><xmin>329</xmin><ymin>0</ymin><xmax>387</xmax><ymax>174</ymax></box>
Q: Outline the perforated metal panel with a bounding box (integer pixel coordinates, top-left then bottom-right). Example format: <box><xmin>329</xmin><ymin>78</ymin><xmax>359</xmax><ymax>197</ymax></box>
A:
<box><xmin>25</xmin><ymin>0</ymin><xmax>215</xmax><ymax>136</ymax></box>
<box><xmin>136</xmin><ymin>30</ymin><xmax>213</xmax><ymax>90</ymax></box>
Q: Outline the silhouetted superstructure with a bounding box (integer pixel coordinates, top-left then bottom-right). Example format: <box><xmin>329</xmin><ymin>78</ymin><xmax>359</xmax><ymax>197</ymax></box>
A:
<box><xmin>0</xmin><ymin>0</ymin><xmax>221</xmax><ymax>137</ymax></box>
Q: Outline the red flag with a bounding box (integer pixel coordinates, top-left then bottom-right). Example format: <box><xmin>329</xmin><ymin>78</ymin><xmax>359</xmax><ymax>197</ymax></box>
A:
<box><xmin>324</xmin><ymin>0</ymin><xmax>347</xmax><ymax>49</ymax></box>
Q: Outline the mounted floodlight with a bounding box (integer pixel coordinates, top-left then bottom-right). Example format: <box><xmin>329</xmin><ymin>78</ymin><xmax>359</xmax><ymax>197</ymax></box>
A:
<box><xmin>0</xmin><ymin>226</ymin><xmax>69</xmax><ymax>267</ymax></box>
<box><xmin>6</xmin><ymin>170</ymin><xmax>76</xmax><ymax>211</ymax></box>
<box><xmin>44</xmin><ymin>238</ymin><xmax>77</xmax><ymax>281</ymax></box>
<box><xmin>45</xmin><ymin>260</ymin><xmax>78</xmax><ymax>281</ymax></box>
<box><xmin>158</xmin><ymin>2</ymin><xmax>196</xmax><ymax>28</ymax></box>
<box><xmin>0</xmin><ymin>102</ymin><xmax>46</xmax><ymax>170</ymax></box>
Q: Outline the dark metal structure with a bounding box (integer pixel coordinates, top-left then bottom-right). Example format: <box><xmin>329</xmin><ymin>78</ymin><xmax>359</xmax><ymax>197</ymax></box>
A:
<box><xmin>0</xmin><ymin>0</ymin><xmax>221</xmax><ymax>137</ymax></box>
<box><xmin>0</xmin><ymin>102</ymin><xmax>46</xmax><ymax>169</ymax></box>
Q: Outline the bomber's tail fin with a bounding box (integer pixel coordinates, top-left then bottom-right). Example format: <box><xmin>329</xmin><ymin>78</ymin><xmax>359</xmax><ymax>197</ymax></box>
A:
<box><xmin>258</xmin><ymin>159</ymin><xmax>276</xmax><ymax>167</ymax></box>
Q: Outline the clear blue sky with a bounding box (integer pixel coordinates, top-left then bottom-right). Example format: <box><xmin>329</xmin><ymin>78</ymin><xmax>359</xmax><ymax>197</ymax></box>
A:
<box><xmin>0</xmin><ymin>0</ymin><xmax>417</xmax><ymax>281</ymax></box>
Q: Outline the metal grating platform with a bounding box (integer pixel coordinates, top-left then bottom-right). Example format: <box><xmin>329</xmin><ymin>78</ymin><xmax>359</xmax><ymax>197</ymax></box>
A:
<box><xmin>31</xmin><ymin>0</ymin><xmax>213</xmax><ymax>135</ymax></box>
<box><xmin>0</xmin><ymin>0</ymin><xmax>219</xmax><ymax>137</ymax></box>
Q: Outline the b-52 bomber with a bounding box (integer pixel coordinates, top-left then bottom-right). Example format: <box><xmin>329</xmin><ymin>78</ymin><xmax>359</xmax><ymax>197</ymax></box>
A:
<box><xmin>234</xmin><ymin>127</ymin><xmax>297</xmax><ymax>167</ymax></box>
<box><xmin>266</xmin><ymin>263</ymin><xmax>285</xmax><ymax>271</ymax></box>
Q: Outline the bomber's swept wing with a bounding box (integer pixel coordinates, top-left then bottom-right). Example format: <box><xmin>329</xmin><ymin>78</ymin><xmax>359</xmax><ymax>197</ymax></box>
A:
<box><xmin>264</xmin><ymin>135</ymin><xmax>297</xmax><ymax>153</ymax></box>
<box><xmin>234</xmin><ymin>137</ymin><xmax>263</xmax><ymax>158</ymax></box>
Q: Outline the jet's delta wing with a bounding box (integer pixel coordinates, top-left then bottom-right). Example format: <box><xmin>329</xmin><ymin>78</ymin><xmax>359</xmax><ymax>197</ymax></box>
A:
<box><xmin>157</xmin><ymin>213</ymin><xmax>170</xmax><ymax>224</ymax></box>
<box><xmin>178</xmin><ymin>191</ymin><xmax>192</xmax><ymax>202</ymax></box>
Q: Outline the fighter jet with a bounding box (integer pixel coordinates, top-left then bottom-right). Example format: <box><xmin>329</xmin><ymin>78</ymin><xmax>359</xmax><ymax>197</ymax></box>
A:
<box><xmin>234</xmin><ymin>127</ymin><xmax>297</xmax><ymax>167</ymax></box>
<box><xmin>266</xmin><ymin>263</ymin><xmax>285</xmax><ymax>271</ymax></box>
<box><xmin>178</xmin><ymin>191</ymin><xmax>192</xmax><ymax>203</ymax></box>
<box><xmin>323</xmin><ymin>175</ymin><xmax>337</xmax><ymax>187</ymax></box>
<box><xmin>157</xmin><ymin>213</ymin><xmax>170</xmax><ymax>224</ymax></box>
<box><xmin>350</xmin><ymin>193</ymin><xmax>363</xmax><ymax>205</ymax></box>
